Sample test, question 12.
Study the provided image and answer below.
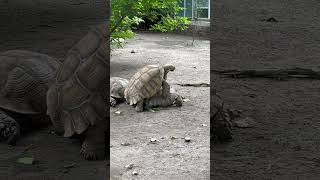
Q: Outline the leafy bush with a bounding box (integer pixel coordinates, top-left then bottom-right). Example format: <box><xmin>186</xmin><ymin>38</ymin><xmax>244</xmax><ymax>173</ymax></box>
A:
<box><xmin>110</xmin><ymin>0</ymin><xmax>190</xmax><ymax>47</ymax></box>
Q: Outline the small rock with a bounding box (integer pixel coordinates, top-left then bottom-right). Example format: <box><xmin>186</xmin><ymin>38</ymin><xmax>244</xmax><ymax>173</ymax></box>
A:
<box><xmin>184</xmin><ymin>137</ymin><xmax>191</xmax><ymax>142</ymax></box>
<box><xmin>125</xmin><ymin>163</ymin><xmax>134</xmax><ymax>170</ymax></box>
<box><xmin>182</xmin><ymin>98</ymin><xmax>190</xmax><ymax>102</ymax></box>
<box><xmin>17</xmin><ymin>157</ymin><xmax>34</xmax><ymax>165</ymax></box>
<box><xmin>132</xmin><ymin>171</ymin><xmax>139</xmax><ymax>175</ymax></box>
<box><xmin>130</xmin><ymin>50</ymin><xmax>137</xmax><ymax>53</ymax></box>
<box><xmin>121</xmin><ymin>142</ymin><xmax>131</xmax><ymax>146</ymax></box>
<box><xmin>170</xmin><ymin>136</ymin><xmax>177</xmax><ymax>140</ymax></box>
<box><xmin>114</xmin><ymin>110</ymin><xmax>122</xmax><ymax>115</ymax></box>
<box><xmin>201</xmin><ymin>124</ymin><xmax>207</xmax><ymax>127</ymax></box>
<box><xmin>150</xmin><ymin>138</ymin><xmax>157</xmax><ymax>143</ymax></box>
<box><xmin>234</xmin><ymin>117</ymin><xmax>256</xmax><ymax>128</ymax></box>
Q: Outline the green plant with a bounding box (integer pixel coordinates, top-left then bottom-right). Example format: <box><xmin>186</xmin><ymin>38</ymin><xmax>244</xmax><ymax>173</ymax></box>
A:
<box><xmin>110</xmin><ymin>0</ymin><xmax>190</xmax><ymax>47</ymax></box>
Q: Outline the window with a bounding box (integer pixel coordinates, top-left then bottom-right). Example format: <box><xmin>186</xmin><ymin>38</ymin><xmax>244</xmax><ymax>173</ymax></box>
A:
<box><xmin>178</xmin><ymin>0</ymin><xmax>210</xmax><ymax>20</ymax></box>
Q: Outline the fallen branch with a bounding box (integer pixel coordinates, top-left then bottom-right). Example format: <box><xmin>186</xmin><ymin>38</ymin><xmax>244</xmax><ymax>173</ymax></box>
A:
<box><xmin>175</xmin><ymin>83</ymin><xmax>210</xmax><ymax>87</ymax></box>
<box><xmin>212</xmin><ymin>68</ymin><xmax>320</xmax><ymax>80</ymax></box>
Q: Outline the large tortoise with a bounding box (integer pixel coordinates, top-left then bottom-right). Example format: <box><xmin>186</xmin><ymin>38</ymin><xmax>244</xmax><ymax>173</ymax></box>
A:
<box><xmin>46</xmin><ymin>23</ymin><xmax>109</xmax><ymax>160</ymax></box>
<box><xmin>111</xmin><ymin>76</ymin><xmax>183</xmax><ymax>109</ymax></box>
<box><xmin>0</xmin><ymin>50</ymin><xmax>59</xmax><ymax>144</ymax></box>
<box><xmin>124</xmin><ymin>64</ymin><xmax>175</xmax><ymax>112</ymax></box>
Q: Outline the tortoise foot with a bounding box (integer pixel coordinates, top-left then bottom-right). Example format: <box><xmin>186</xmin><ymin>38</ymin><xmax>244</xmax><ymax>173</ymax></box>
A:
<box><xmin>80</xmin><ymin>125</ymin><xmax>106</xmax><ymax>160</ymax></box>
<box><xmin>134</xmin><ymin>101</ymin><xmax>144</xmax><ymax>112</ymax></box>
<box><xmin>0</xmin><ymin>111</ymin><xmax>20</xmax><ymax>145</ymax></box>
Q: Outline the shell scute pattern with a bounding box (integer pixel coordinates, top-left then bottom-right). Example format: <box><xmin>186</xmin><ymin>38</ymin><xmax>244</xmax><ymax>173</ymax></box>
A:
<box><xmin>125</xmin><ymin>65</ymin><xmax>164</xmax><ymax>105</ymax></box>
<box><xmin>57</xmin><ymin>52</ymin><xmax>81</xmax><ymax>83</ymax></box>
<box><xmin>77</xmin><ymin>56</ymin><xmax>107</xmax><ymax>92</ymax></box>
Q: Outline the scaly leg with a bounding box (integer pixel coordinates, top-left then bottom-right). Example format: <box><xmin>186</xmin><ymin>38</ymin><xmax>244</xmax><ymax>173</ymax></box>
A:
<box><xmin>80</xmin><ymin>123</ymin><xmax>106</xmax><ymax>160</ymax></box>
<box><xmin>135</xmin><ymin>100</ymin><xmax>144</xmax><ymax>112</ymax></box>
<box><xmin>0</xmin><ymin>109</ymin><xmax>20</xmax><ymax>145</ymax></box>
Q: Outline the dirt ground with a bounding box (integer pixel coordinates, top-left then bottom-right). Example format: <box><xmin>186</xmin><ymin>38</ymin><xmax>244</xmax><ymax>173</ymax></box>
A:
<box><xmin>110</xmin><ymin>33</ymin><xmax>210</xmax><ymax>179</ymax></box>
<box><xmin>0</xmin><ymin>1</ymin><xmax>108</xmax><ymax>179</ymax></box>
<box><xmin>211</xmin><ymin>0</ymin><xmax>320</xmax><ymax>179</ymax></box>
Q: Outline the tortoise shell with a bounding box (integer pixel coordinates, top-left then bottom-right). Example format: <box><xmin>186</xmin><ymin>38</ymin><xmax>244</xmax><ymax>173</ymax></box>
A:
<box><xmin>124</xmin><ymin>64</ymin><xmax>167</xmax><ymax>105</ymax></box>
<box><xmin>0</xmin><ymin>50</ymin><xmax>59</xmax><ymax>114</ymax></box>
<box><xmin>46</xmin><ymin>24</ymin><xmax>108</xmax><ymax>137</ymax></box>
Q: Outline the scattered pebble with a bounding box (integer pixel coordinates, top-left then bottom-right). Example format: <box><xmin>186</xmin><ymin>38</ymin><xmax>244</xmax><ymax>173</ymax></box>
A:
<box><xmin>114</xmin><ymin>110</ymin><xmax>122</xmax><ymax>115</ymax></box>
<box><xmin>121</xmin><ymin>142</ymin><xmax>131</xmax><ymax>146</ymax></box>
<box><xmin>150</xmin><ymin>138</ymin><xmax>157</xmax><ymax>143</ymax></box>
<box><xmin>184</xmin><ymin>137</ymin><xmax>191</xmax><ymax>142</ymax></box>
<box><xmin>170</xmin><ymin>136</ymin><xmax>177</xmax><ymax>140</ymax></box>
<box><xmin>182</xmin><ymin>98</ymin><xmax>190</xmax><ymax>102</ymax></box>
<box><xmin>17</xmin><ymin>156</ymin><xmax>34</xmax><ymax>165</ymax></box>
<box><xmin>132</xmin><ymin>171</ymin><xmax>139</xmax><ymax>175</ymax></box>
<box><xmin>201</xmin><ymin>124</ymin><xmax>207</xmax><ymax>127</ymax></box>
<box><xmin>130</xmin><ymin>50</ymin><xmax>137</xmax><ymax>53</ymax></box>
<box><xmin>125</xmin><ymin>163</ymin><xmax>134</xmax><ymax>170</ymax></box>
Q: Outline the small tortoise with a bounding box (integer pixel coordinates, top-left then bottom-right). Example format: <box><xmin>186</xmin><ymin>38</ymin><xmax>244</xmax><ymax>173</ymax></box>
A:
<box><xmin>0</xmin><ymin>50</ymin><xmax>59</xmax><ymax>144</ymax></box>
<box><xmin>111</xmin><ymin>76</ymin><xmax>182</xmax><ymax>109</ymax></box>
<box><xmin>47</xmin><ymin>24</ymin><xmax>109</xmax><ymax>160</ymax></box>
<box><xmin>124</xmin><ymin>64</ymin><xmax>175</xmax><ymax>112</ymax></box>
<box><xmin>110</xmin><ymin>77</ymin><xmax>128</xmax><ymax>107</ymax></box>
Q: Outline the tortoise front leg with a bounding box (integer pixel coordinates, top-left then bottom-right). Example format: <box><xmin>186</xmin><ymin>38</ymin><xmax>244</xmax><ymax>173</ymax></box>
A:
<box><xmin>135</xmin><ymin>100</ymin><xmax>144</xmax><ymax>112</ymax></box>
<box><xmin>161</xmin><ymin>80</ymin><xmax>170</xmax><ymax>96</ymax></box>
<box><xmin>0</xmin><ymin>109</ymin><xmax>20</xmax><ymax>145</ymax></box>
<box><xmin>80</xmin><ymin>123</ymin><xmax>106</xmax><ymax>160</ymax></box>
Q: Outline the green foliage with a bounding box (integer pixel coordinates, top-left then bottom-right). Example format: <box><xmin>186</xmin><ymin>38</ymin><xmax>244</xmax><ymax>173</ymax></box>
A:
<box><xmin>110</xmin><ymin>0</ymin><xmax>190</xmax><ymax>47</ymax></box>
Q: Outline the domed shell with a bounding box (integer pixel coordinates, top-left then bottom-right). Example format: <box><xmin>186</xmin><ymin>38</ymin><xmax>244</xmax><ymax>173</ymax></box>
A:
<box><xmin>0</xmin><ymin>50</ymin><xmax>59</xmax><ymax>114</ymax></box>
<box><xmin>46</xmin><ymin>25</ymin><xmax>108</xmax><ymax>137</ymax></box>
<box><xmin>124</xmin><ymin>65</ymin><xmax>164</xmax><ymax>105</ymax></box>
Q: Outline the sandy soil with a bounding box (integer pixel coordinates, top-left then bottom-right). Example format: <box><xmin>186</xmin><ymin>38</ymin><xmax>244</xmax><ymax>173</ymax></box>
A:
<box><xmin>211</xmin><ymin>0</ymin><xmax>320</xmax><ymax>179</ymax></box>
<box><xmin>0</xmin><ymin>1</ymin><xmax>108</xmax><ymax>179</ymax></box>
<box><xmin>110</xmin><ymin>33</ymin><xmax>210</xmax><ymax>179</ymax></box>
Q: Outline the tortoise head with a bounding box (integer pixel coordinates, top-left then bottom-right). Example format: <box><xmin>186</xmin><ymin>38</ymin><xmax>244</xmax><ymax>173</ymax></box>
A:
<box><xmin>171</xmin><ymin>93</ymin><xmax>183</xmax><ymax>107</ymax></box>
<box><xmin>163</xmin><ymin>64</ymin><xmax>175</xmax><ymax>80</ymax></box>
